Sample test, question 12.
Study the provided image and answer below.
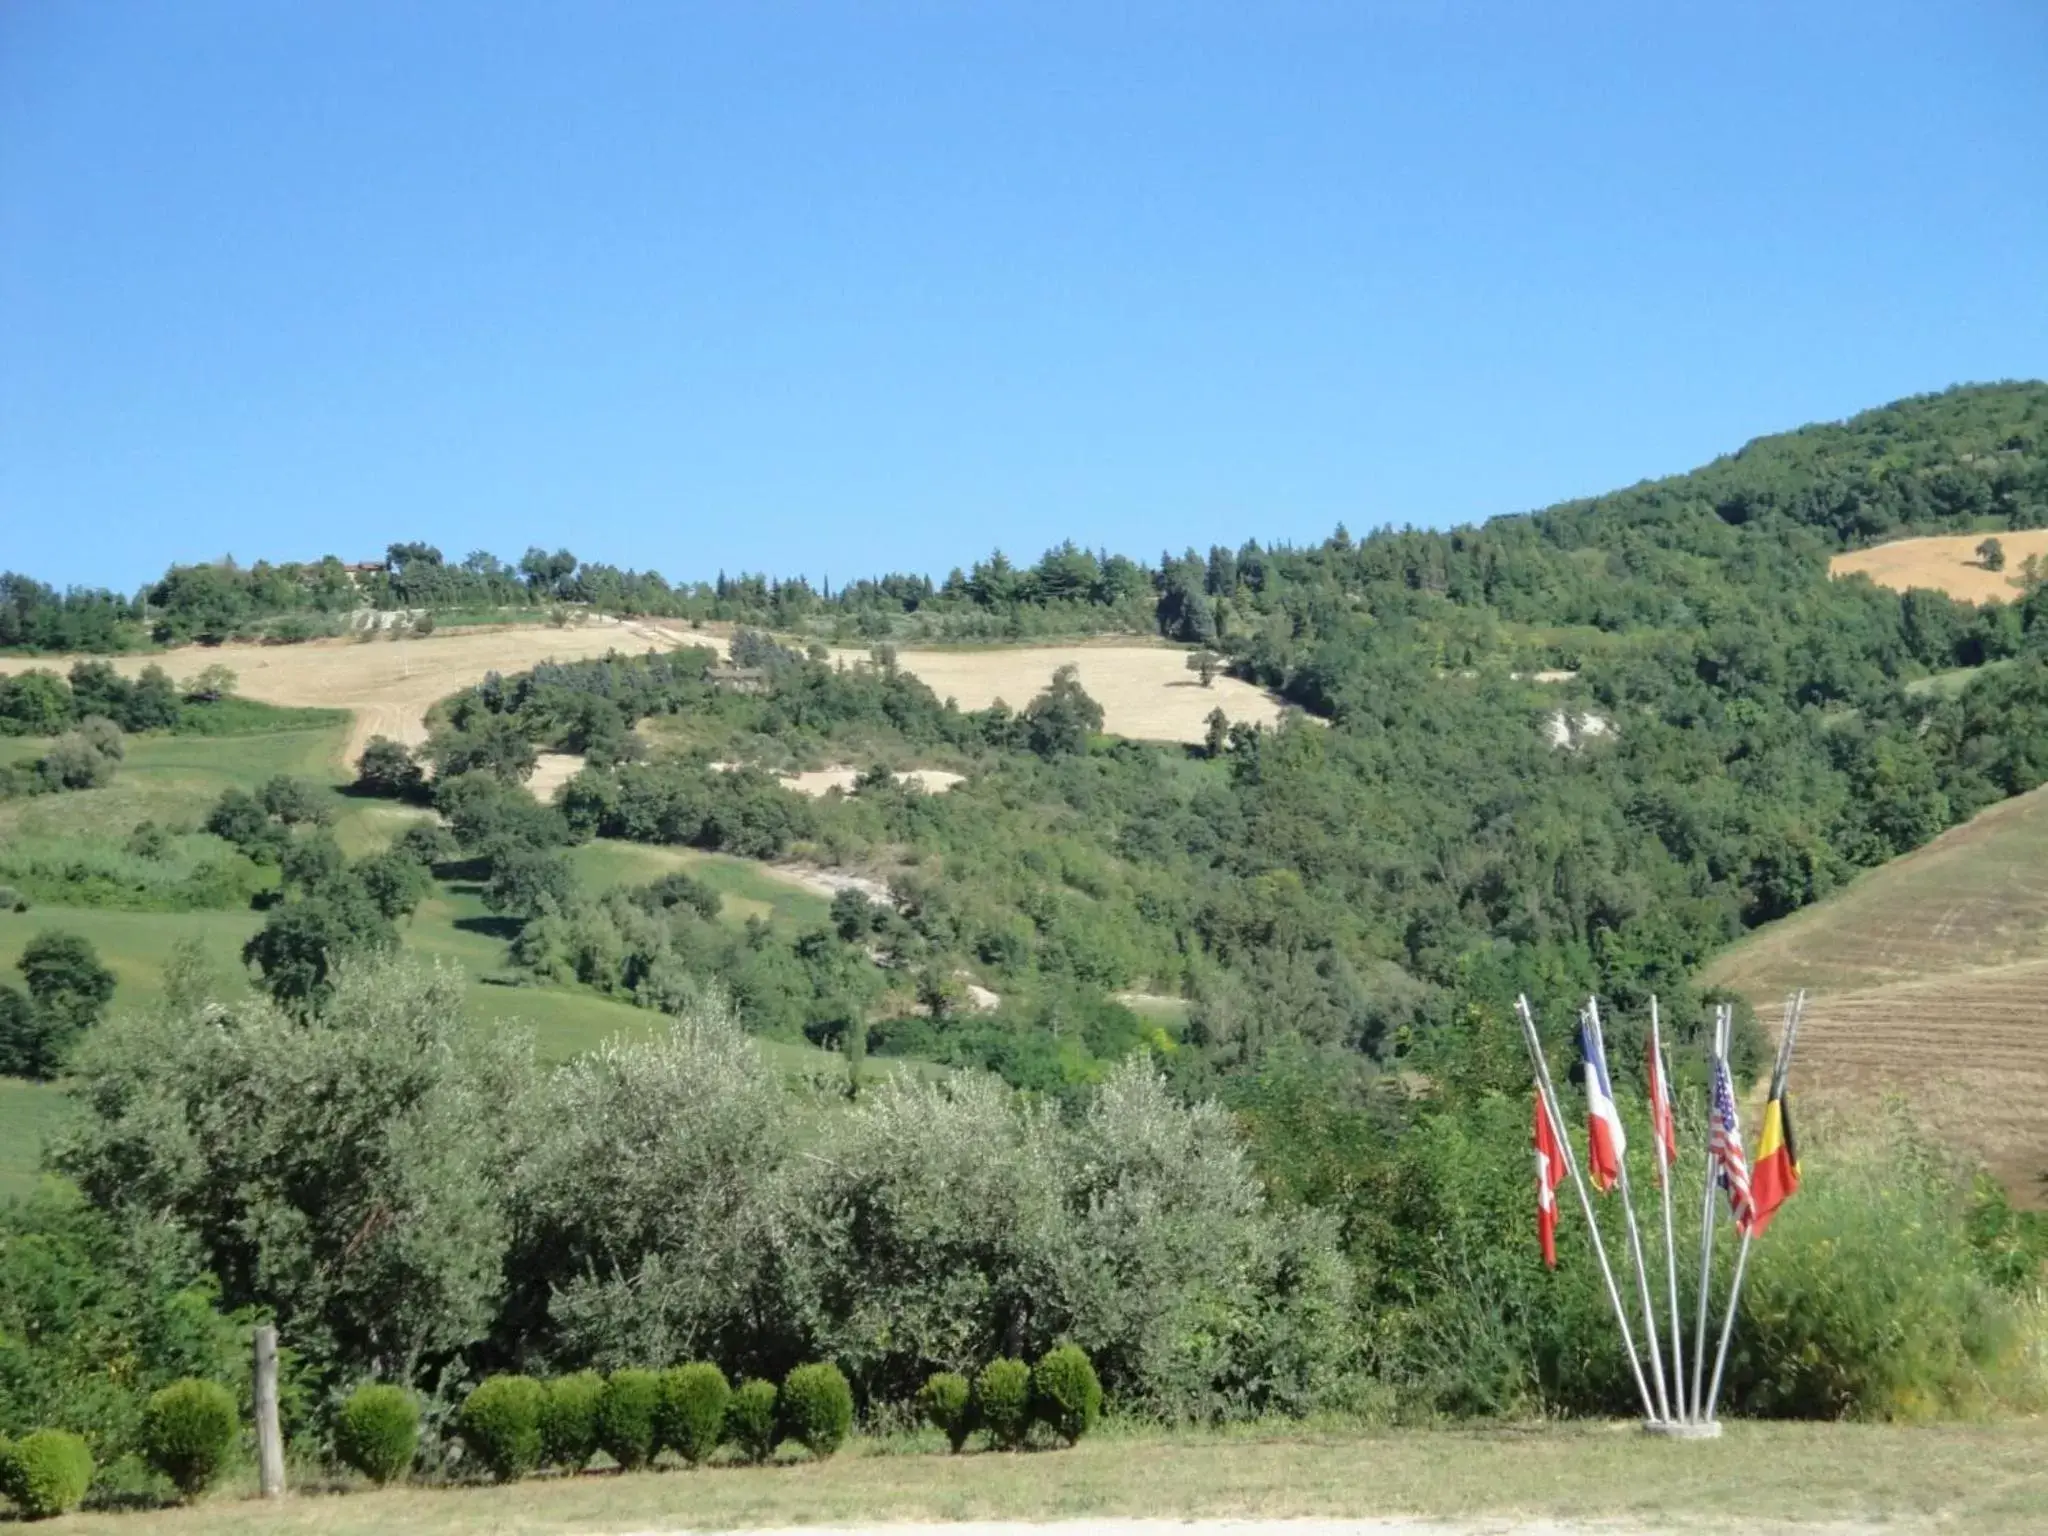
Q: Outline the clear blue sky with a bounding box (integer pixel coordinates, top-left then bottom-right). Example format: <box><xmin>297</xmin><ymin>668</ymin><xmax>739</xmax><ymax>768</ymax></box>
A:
<box><xmin>4</xmin><ymin>2</ymin><xmax>2044</xmax><ymax>593</ymax></box>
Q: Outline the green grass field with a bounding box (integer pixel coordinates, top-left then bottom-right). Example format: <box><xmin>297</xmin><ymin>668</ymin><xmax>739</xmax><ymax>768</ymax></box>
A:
<box><xmin>0</xmin><ymin>1076</ymin><xmax>73</xmax><ymax>1201</ymax></box>
<box><xmin>38</xmin><ymin>1419</ymin><xmax>2048</xmax><ymax>1535</ymax></box>
<box><xmin>0</xmin><ymin>719</ymin><xmax>872</xmax><ymax>1194</ymax></box>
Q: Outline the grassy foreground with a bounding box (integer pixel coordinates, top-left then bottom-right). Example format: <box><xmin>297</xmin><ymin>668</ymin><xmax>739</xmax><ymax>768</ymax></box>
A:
<box><xmin>46</xmin><ymin>1421</ymin><xmax>2048</xmax><ymax>1535</ymax></box>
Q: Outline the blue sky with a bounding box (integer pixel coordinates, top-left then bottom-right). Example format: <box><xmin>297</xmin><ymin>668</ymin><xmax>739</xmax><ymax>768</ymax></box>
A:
<box><xmin>3</xmin><ymin>2</ymin><xmax>2044</xmax><ymax>592</ymax></box>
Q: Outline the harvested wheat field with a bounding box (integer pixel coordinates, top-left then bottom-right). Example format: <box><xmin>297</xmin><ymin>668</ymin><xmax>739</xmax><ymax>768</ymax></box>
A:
<box><xmin>1830</xmin><ymin>528</ymin><xmax>2048</xmax><ymax>603</ymax></box>
<box><xmin>828</xmin><ymin>642</ymin><xmax>1286</xmax><ymax>744</ymax></box>
<box><xmin>0</xmin><ymin>620</ymin><xmax>690</xmax><ymax>768</ymax></box>
<box><xmin>1705</xmin><ymin>782</ymin><xmax>2048</xmax><ymax>1201</ymax></box>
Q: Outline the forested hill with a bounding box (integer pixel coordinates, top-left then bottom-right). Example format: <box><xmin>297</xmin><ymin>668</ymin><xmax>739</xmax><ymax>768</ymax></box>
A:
<box><xmin>6</xmin><ymin>382</ymin><xmax>2045</xmax><ymax>655</ymax></box>
<box><xmin>238</xmin><ymin>380</ymin><xmax>2048</xmax><ymax>1112</ymax></box>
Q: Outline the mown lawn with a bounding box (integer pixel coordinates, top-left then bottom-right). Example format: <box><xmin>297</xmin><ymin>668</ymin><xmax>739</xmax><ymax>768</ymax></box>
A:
<box><xmin>43</xmin><ymin>1419</ymin><xmax>2048</xmax><ymax>1535</ymax></box>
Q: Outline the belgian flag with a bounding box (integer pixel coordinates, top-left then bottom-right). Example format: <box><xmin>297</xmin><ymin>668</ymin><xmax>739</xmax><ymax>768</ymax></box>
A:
<box><xmin>1749</xmin><ymin>1071</ymin><xmax>1800</xmax><ymax>1236</ymax></box>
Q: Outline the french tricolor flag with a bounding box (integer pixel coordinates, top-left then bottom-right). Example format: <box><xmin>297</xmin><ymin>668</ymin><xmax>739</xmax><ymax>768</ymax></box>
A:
<box><xmin>1579</xmin><ymin>1019</ymin><xmax>1626</xmax><ymax>1192</ymax></box>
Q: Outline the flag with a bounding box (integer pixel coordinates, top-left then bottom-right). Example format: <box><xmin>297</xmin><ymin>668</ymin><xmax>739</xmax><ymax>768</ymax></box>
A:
<box><xmin>1749</xmin><ymin>1062</ymin><xmax>1801</xmax><ymax>1235</ymax></box>
<box><xmin>1709</xmin><ymin>1053</ymin><xmax>1755</xmax><ymax>1233</ymax></box>
<box><xmin>1647</xmin><ymin>1027</ymin><xmax>1678</xmax><ymax>1181</ymax></box>
<box><xmin>1579</xmin><ymin>1018</ymin><xmax>1626</xmax><ymax>1192</ymax></box>
<box><xmin>1534</xmin><ymin>1090</ymin><xmax>1566</xmax><ymax>1268</ymax></box>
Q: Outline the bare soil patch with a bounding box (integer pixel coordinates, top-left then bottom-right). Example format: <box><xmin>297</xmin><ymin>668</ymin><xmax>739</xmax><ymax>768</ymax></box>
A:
<box><xmin>1706</xmin><ymin>782</ymin><xmax>2048</xmax><ymax>1200</ymax></box>
<box><xmin>528</xmin><ymin>752</ymin><xmax>588</xmax><ymax>802</ymax></box>
<box><xmin>1829</xmin><ymin>529</ymin><xmax>2048</xmax><ymax>603</ymax></box>
<box><xmin>0</xmin><ymin>621</ymin><xmax>691</xmax><ymax>769</ymax></box>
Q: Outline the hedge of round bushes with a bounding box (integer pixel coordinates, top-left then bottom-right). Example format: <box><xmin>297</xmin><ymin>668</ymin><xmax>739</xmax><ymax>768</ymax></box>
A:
<box><xmin>436</xmin><ymin>1346</ymin><xmax>1101</xmax><ymax>1485</ymax></box>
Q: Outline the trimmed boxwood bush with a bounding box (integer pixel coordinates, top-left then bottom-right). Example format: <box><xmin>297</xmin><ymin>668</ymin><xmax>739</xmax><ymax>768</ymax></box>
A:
<box><xmin>0</xmin><ymin>1430</ymin><xmax>94</xmax><ymax>1520</ymax></box>
<box><xmin>140</xmin><ymin>1378</ymin><xmax>238</xmax><ymax>1499</ymax></box>
<box><xmin>973</xmin><ymin>1358</ymin><xmax>1032</xmax><ymax>1450</ymax></box>
<box><xmin>779</xmin><ymin>1362</ymin><xmax>853</xmax><ymax>1460</ymax></box>
<box><xmin>540</xmin><ymin>1370</ymin><xmax>605</xmax><ymax>1471</ymax></box>
<box><xmin>726</xmin><ymin>1378</ymin><xmax>778</xmax><ymax>1463</ymax></box>
<box><xmin>917</xmin><ymin>1371</ymin><xmax>972</xmax><ymax>1452</ymax></box>
<box><xmin>458</xmin><ymin>1375</ymin><xmax>544</xmax><ymax>1482</ymax></box>
<box><xmin>334</xmin><ymin>1383</ymin><xmax>418</xmax><ymax>1484</ymax></box>
<box><xmin>657</xmin><ymin>1362</ymin><xmax>730</xmax><ymax>1466</ymax></box>
<box><xmin>597</xmin><ymin>1369</ymin><xmax>662</xmax><ymax>1470</ymax></box>
<box><xmin>1031</xmin><ymin>1344</ymin><xmax>1102</xmax><ymax>1444</ymax></box>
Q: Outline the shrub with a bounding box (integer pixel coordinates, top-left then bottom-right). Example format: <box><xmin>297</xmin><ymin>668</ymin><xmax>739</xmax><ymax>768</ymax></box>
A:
<box><xmin>539</xmin><ymin>1370</ymin><xmax>605</xmax><ymax>1471</ymax></box>
<box><xmin>0</xmin><ymin>1430</ymin><xmax>94</xmax><ymax>1520</ymax></box>
<box><xmin>725</xmin><ymin>1378</ymin><xmax>778</xmax><ymax>1463</ymax></box>
<box><xmin>1031</xmin><ymin>1345</ymin><xmax>1102</xmax><ymax>1444</ymax></box>
<box><xmin>779</xmin><ymin>1363</ymin><xmax>853</xmax><ymax>1460</ymax></box>
<box><xmin>917</xmin><ymin>1370</ymin><xmax>972</xmax><ymax>1452</ymax></box>
<box><xmin>333</xmin><ymin>1383</ymin><xmax>418</xmax><ymax>1485</ymax></box>
<box><xmin>657</xmin><ymin>1362</ymin><xmax>730</xmax><ymax>1466</ymax></box>
<box><xmin>973</xmin><ymin>1358</ymin><xmax>1032</xmax><ymax>1449</ymax></box>
<box><xmin>457</xmin><ymin>1375</ymin><xmax>544</xmax><ymax>1482</ymax></box>
<box><xmin>597</xmin><ymin>1368</ymin><xmax>661</xmax><ymax>1470</ymax></box>
<box><xmin>139</xmin><ymin>1377</ymin><xmax>238</xmax><ymax>1499</ymax></box>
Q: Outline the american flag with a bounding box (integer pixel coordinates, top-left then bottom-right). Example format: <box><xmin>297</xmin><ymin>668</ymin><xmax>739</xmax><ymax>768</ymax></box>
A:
<box><xmin>1710</xmin><ymin>1054</ymin><xmax>1755</xmax><ymax>1233</ymax></box>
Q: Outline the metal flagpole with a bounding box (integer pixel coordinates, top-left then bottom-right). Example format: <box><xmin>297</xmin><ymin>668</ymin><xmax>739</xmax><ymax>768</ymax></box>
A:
<box><xmin>1586</xmin><ymin>997</ymin><xmax>1670</xmax><ymax>1422</ymax></box>
<box><xmin>1649</xmin><ymin>996</ymin><xmax>1688</xmax><ymax>1420</ymax></box>
<box><xmin>1688</xmin><ymin>1003</ymin><xmax>1728</xmax><ymax>1422</ymax></box>
<box><xmin>1705</xmin><ymin>991</ymin><xmax>1805</xmax><ymax>1421</ymax></box>
<box><xmin>1514</xmin><ymin>995</ymin><xmax>1659</xmax><ymax>1422</ymax></box>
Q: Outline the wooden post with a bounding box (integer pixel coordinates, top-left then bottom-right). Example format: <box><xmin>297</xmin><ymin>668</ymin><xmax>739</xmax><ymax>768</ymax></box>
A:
<box><xmin>254</xmin><ymin>1325</ymin><xmax>285</xmax><ymax>1499</ymax></box>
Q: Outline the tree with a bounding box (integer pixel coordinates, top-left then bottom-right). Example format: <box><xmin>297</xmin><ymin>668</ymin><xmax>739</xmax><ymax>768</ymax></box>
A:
<box><xmin>831</xmin><ymin>887</ymin><xmax>880</xmax><ymax>943</ymax></box>
<box><xmin>34</xmin><ymin>731</ymin><xmax>118</xmax><ymax>791</ymax></box>
<box><xmin>1021</xmin><ymin>665</ymin><xmax>1104</xmax><ymax>758</ymax></box>
<box><xmin>1979</xmin><ymin>537</ymin><xmax>2007</xmax><ymax>573</ymax></box>
<box><xmin>0</xmin><ymin>670</ymin><xmax>73</xmax><ymax>735</ymax></box>
<box><xmin>184</xmin><ymin>665</ymin><xmax>238</xmax><ymax>703</ymax></box>
<box><xmin>426</xmin><ymin>718</ymin><xmax>538</xmax><ymax>785</ymax></box>
<box><xmin>279</xmin><ymin>832</ymin><xmax>348</xmax><ymax>895</ymax></box>
<box><xmin>1204</xmin><ymin>707</ymin><xmax>1230</xmax><ymax>759</ymax></box>
<box><xmin>259</xmin><ymin>775</ymin><xmax>332</xmax><ymax>827</ymax></box>
<box><xmin>123</xmin><ymin>665</ymin><xmax>182</xmax><ymax>730</ymax></box>
<box><xmin>0</xmin><ymin>985</ymin><xmax>66</xmax><ymax>1078</ymax></box>
<box><xmin>354</xmin><ymin>737</ymin><xmax>425</xmax><ymax>799</ymax></box>
<box><xmin>1186</xmin><ymin>650</ymin><xmax>1221</xmax><ymax>687</ymax></box>
<box><xmin>356</xmin><ymin>849</ymin><xmax>432</xmax><ymax>922</ymax></box>
<box><xmin>18</xmin><ymin>931</ymin><xmax>116</xmax><ymax>1033</ymax></box>
<box><xmin>54</xmin><ymin>957</ymin><xmax>526</xmax><ymax>1383</ymax></box>
<box><xmin>243</xmin><ymin>890</ymin><xmax>396</xmax><ymax>1010</ymax></box>
<box><xmin>483</xmin><ymin>846</ymin><xmax>575</xmax><ymax>920</ymax></box>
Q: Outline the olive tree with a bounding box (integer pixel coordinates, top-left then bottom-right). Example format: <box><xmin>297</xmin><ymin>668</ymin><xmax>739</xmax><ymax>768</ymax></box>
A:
<box><xmin>54</xmin><ymin>957</ymin><xmax>529</xmax><ymax>1384</ymax></box>
<box><xmin>510</xmin><ymin>993</ymin><xmax>789</xmax><ymax>1369</ymax></box>
<box><xmin>774</xmin><ymin>1072</ymin><xmax>1076</xmax><ymax>1403</ymax></box>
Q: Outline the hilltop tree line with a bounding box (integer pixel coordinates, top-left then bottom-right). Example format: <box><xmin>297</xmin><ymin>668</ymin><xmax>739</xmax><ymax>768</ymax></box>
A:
<box><xmin>6</xmin><ymin>383</ymin><xmax>2048</xmax><ymax>656</ymax></box>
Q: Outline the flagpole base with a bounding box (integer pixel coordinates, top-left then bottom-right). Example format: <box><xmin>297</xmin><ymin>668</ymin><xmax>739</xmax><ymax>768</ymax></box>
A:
<box><xmin>1640</xmin><ymin>1419</ymin><xmax>1723</xmax><ymax>1439</ymax></box>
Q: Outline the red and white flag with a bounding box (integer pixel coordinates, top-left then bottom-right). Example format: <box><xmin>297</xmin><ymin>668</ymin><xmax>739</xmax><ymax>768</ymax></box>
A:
<box><xmin>1534</xmin><ymin>1090</ymin><xmax>1565</xmax><ymax>1268</ymax></box>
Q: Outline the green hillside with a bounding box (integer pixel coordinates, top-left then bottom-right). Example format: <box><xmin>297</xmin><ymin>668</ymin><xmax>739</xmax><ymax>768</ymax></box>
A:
<box><xmin>7</xmin><ymin>385</ymin><xmax>2048</xmax><ymax>1464</ymax></box>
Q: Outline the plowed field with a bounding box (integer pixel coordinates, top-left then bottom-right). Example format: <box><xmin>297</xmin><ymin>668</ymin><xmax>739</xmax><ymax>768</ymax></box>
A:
<box><xmin>1705</xmin><ymin>782</ymin><xmax>2048</xmax><ymax>1200</ymax></box>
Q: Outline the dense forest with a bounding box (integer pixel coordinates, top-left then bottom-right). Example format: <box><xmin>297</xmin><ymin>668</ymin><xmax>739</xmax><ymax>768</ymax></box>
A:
<box><xmin>6</xmin><ymin>384</ymin><xmax>2048</xmax><ymax>1500</ymax></box>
